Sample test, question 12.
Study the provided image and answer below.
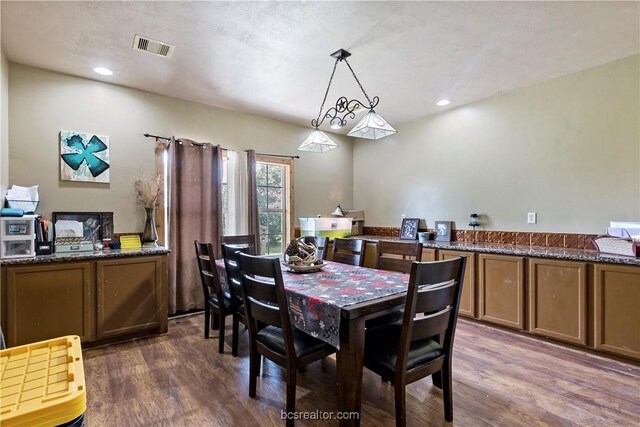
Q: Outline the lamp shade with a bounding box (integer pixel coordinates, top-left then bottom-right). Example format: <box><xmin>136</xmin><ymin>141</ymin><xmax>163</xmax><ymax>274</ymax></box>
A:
<box><xmin>347</xmin><ymin>110</ymin><xmax>396</xmax><ymax>140</ymax></box>
<box><xmin>298</xmin><ymin>129</ymin><xmax>338</xmax><ymax>152</ymax></box>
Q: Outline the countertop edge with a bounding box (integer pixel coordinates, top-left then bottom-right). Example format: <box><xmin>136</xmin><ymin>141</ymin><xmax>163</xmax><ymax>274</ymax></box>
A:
<box><xmin>0</xmin><ymin>247</ymin><xmax>170</xmax><ymax>266</ymax></box>
<box><xmin>355</xmin><ymin>236</ymin><xmax>640</xmax><ymax>266</ymax></box>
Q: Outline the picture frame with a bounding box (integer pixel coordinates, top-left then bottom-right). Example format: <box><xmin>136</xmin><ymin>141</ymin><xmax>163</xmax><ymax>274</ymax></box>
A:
<box><xmin>52</xmin><ymin>211</ymin><xmax>113</xmax><ymax>241</ymax></box>
<box><xmin>399</xmin><ymin>218</ymin><xmax>420</xmax><ymax>240</ymax></box>
<box><xmin>435</xmin><ymin>221</ymin><xmax>453</xmax><ymax>242</ymax></box>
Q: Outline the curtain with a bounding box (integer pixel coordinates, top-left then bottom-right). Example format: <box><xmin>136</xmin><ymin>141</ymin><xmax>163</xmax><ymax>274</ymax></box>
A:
<box><xmin>166</xmin><ymin>138</ymin><xmax>223</xmax><ymax>313</ymax></box>
<box><xmin>227</xmin><ymin>150</ymin><xmax>249</xmax><ymax>235</ymax></box>
<box><xmin>247</xmin><ymin>149</ymin><xmax>260</xmax><ymax>252</ymax></box>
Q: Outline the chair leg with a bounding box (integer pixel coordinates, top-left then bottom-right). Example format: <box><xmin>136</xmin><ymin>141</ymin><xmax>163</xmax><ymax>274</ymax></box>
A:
<box><xmin>285</xmin><ymin>367</ymin><xmax>297</xmax><ymax>427</ymax></box>
<box><xmin>204</xmin><ymin>306</ymin><xmax>211</xmax><ymax>339</ymax></box>
<box><xmin>394</xmin><ymin>380</ymin><xmax>407</xmax><ymax>427</ymax></box>
<box><xmin>218</xmin><ymin>314</ymin><xmax>226</xmax><ymax>354</ymax></box>
<box><xmin>232</xmin><ymin>314</ymin><xmax>240</xmax><ymax>357</ymax></box>
<box><xmin>442</xmin><ymin>362</ymin><xmax>453</xmax><ymax>422</ymax></box>
<box><xmin>249</xmin><ymin>348</ymin><xmax>260</xmax><ymax>398</ymax></box>
<box><xmin>432</xmin><ymin>370</ymin><xmax>443</xmax><ymax>389</ymax></box>
<box><xmin>212</xmin><ymin>312</ymin><xmax>219</xmax><ymax>330</ymax></box>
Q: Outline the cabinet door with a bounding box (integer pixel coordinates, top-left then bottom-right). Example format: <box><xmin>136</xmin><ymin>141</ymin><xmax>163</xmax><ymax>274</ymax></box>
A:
<box><xmin>421</xmin><ymin>248</ymin><xmax>437</xmax><ymax>262</ymax></box>
<box><xmin>594</xmin><ymin>264</ymin><xmax>640</xmax><ymax>360</ymax></box>
<box><xmin>529</xmin><ymin>259</ymin><xmax>587</xmax><ymax>345</ymax></box>
<box><xmin>96</xmin><ymin>256</ymin><xmax>167</xmax><ymax>340</ymax></box>
<box><xmin>6</xmin><ymin>262</ymin><xmax>94</xmax><ymax>346</ymax></box>
<box><xmin>363</xmin><ymin>242</ymin><xmax>377</xmax><ymax>268</ymax></box>
<box><xmin>439</xmin><ymin>250</ymin><xmax>476</xmax><ymax>318</ymax></box>
<box><xmin>478</xmin><ymin>254</ymin><xmax>525</xmax><ymax>329</ymax></box>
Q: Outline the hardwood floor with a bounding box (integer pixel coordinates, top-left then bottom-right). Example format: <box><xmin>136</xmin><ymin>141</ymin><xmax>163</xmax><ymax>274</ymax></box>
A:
<box><xmin>83</xmin><ymin>315</ymin><xmax>640</xmax><ymax>426</ymax></box>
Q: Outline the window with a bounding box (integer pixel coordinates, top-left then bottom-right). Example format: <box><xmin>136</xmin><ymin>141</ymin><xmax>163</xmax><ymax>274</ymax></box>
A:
<box><xmin>256</xmin><ymin>157</ymin><xmax>293</xmax><ymax>255</ymax></box>
<box><xmin>221</xmin><ymin>154</ymin><xmax>229</xmax><ymax>234</ymax></box>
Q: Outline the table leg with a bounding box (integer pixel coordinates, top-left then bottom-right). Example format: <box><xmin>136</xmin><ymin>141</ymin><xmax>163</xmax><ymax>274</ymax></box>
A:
<box><xmin>336</xmin><ymin>316</ymin><xmax>366</xmax><ymax>427</ymax></box>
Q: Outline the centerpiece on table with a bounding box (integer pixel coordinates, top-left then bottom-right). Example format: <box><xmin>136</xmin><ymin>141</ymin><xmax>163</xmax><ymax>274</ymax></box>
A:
<box><xmin>283</xmin><ymin>237</ymin><xmax>325</xmax><ymax>272</ymax></box>
<box><xmin>134</xmin><ymin>172</ymin><xmax>163</xmax><ymax>248</ymax></box>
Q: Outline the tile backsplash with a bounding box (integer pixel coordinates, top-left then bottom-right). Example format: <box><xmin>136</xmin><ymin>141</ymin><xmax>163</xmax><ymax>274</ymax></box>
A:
<box><xmin>361</xmin><ymin>227</ymin><xmax>598</xmax><ymax>250</ymax></box>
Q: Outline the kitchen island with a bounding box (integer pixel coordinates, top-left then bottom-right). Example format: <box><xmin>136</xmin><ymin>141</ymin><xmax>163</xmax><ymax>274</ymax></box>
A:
<box><xmin>1</xmin><ymin>247</ymin><xmax>169</xmax><ymax>347</ymax></box>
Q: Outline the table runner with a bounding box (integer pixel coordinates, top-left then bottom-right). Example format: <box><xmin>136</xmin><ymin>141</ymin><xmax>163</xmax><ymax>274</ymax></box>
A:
<box><xmin>216</xmin><ymin>260</ymin><xmax>409</xmax><ymax>348</ymax></box>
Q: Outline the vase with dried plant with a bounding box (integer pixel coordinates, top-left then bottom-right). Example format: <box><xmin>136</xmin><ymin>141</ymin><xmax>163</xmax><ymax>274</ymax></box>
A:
<box><xmin>134</xmin><ymin>172</ymin><xmax>163</xmax><ymax>247</ymax></box>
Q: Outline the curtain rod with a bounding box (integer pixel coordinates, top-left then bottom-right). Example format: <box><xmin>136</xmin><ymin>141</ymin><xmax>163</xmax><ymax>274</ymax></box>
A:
<box><xmin>143</xmin><ymin>133</ymin><xmax>299</xmax><ymax>159</ymax></box>
<box><xmin>249</xmin><ymin>151</ymin><xmax>300</xmax><ymax>159</ymax></box>
<box><xmin>144</xmin><ymin>133</ymin><xmax>227</xmax><ymax>149</ymax></box>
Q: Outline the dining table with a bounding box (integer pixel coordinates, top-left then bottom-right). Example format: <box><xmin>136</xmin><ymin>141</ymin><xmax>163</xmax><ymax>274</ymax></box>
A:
<box><xmin>216</xmin><ymin>259</ymin><xmax>410</xmax><ymax>427</ymax></box>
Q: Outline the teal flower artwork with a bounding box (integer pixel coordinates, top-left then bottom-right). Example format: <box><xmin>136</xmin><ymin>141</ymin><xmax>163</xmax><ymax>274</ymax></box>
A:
<box><xmin>60</xmin><ymin>130</ymin><xmax>110</xmax><ymax>183</ymax></box>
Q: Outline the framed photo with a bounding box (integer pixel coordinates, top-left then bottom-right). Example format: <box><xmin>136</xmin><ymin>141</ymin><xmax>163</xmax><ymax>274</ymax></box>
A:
<box><xmin>52</xmin><ymin>211</ymin><xmax>112</xmax><ymax>241</ymax></box>
<box><xmin>399</xmin><ymin>218</ymin><xmax>420</xmax><ymax>240</ymax></box>
<box><xmin>435</xmin><ymin>221</ymin><xmax>453</xmax><ymax>242</ymax></box>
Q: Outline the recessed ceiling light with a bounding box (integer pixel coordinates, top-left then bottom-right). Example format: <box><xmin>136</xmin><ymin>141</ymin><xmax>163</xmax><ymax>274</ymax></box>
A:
<box><xmin>93</xmin><ymin>67</ymin><xmax>113</xmax><ymax>76</ymax></box>
<box><xmin>437</xmin><ymin>99</ymin><xmax>450</xmax><ymax>106</ymax></box>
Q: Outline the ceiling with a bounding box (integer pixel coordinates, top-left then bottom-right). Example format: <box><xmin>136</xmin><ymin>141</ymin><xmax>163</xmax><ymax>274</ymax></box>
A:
<box><xmin>2</xmin><ymin>1</ymin><xmax>639</xmax><ymax>134</ymax></box>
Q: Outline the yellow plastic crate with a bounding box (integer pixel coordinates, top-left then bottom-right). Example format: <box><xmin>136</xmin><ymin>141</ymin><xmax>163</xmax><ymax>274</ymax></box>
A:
<box><xmin>0</xmin><ymin>335</ymin><xmax>86</xmax><ymax>427</ymax></box>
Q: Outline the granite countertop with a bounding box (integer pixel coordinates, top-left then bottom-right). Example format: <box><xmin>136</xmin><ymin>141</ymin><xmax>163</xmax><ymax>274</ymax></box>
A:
<box><xmin>358</xmin><ymin>235</ymin><xmax>640</xmax><ymax>266</ymax></box>
<box><xmin>0</xmin><ymin>246</ymin><xmax>170</xmax><ymax>266</ymax></box>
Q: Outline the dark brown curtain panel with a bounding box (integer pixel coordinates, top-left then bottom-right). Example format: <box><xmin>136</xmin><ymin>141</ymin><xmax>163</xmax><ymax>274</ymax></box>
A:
<box><xmin>247</xmin><ymin>149</ymin><xmax>260</xmax><ymax>252</ymax></box>
<box><xmin>167</xmin><ymin>138</ymin><xmax>223</xmax><ymax>313</ymax></box>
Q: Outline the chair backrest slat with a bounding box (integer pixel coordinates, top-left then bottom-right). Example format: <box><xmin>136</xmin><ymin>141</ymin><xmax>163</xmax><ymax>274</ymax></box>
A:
<box><xmin>415</xmin><ymin>280</ymin><xmax>457</xmax><ymax>314</ymax></box>
<box><xmin>222</xmin><ymin>234</ymin><xmax>257</xmax><ymax>255</ymax></box>
<box><xmin>410</xmin><ymin>307</ymin><xmax>453</xmax><ymax>341</ymax></box>
<box><xmin>246</xmin><ymin>295</ymin><xmax>282</xmax><ymax>327</ymax></box>
<box><xmin>376</xmin><ymin>241</ymin><xmax>423</xmax><ymax>274</ymax></box>
<box><xmin>194</xmin><ymin>241</ymin><xmax>225</xmax><ymax>304</ymax></box>
<box><xmin>332</xmin><ymin>238</ymin><xmax>366</xmax><ymax>266</ymax></box>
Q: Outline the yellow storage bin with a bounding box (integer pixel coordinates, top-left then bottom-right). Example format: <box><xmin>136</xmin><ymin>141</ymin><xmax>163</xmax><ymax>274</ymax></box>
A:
<box><xmin>0</xmin><ymin>335</ymin><xmax>86</xmax><ymax>427</ymax></box>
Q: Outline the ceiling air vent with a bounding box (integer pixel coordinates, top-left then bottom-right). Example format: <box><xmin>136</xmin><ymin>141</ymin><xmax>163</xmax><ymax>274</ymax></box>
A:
<box><xmin>132</xmin><ymin>35</ymin><xmax>175</xmax><ymax>58</ymax></box>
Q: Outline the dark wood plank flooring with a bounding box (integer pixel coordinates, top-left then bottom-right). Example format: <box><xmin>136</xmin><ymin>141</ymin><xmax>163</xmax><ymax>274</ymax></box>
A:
<box><xmin>83</xmin><ymin>315</ymin><xmax>640</xmax><ymax>426</ymax></box>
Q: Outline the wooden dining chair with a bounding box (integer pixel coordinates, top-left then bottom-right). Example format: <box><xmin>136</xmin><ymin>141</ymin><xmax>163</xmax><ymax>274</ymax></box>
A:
<box><xmin>375</xmin><ymin>241</ymin><xmax>423</xmax><ymax>274</ymax></box>
<box><xmin>238</xmin><ymin>253</ymin><xmax>336</xmax><ymax>426</ymax></box>
<box><xmin>301</xmin><ymin>236</ymin><xmax>329</xmax><ymax>261</ymax></box>
<box><xmin>221</xmin><ymin>234</ymin><xmax>257</xmax><ymax>255</ymax></box>
<box><xmin>194</xmin><ymin>241</ymin><xmax>234</xmax><ymax>353</ymax></box>
<box><xmin>364</xmin><ymin>257</ymin><xmax>467</xmax><ymax>426</ymax></box>
<box><xmin>221</xmin><ymin>243</ymin><xmax>251</xmax><ymax>356</ymax></box>
<box><xmin>331</xmin><ymin>238</ymin><xmax>366</xmax><ymax>266</ymax></box>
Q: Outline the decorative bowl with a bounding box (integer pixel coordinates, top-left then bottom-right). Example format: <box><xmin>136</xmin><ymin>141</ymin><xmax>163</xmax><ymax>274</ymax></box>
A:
<box><xmin>284</xmin><ymin>262</ymin><xmax>326</xmax><ymax>273</ymax></box>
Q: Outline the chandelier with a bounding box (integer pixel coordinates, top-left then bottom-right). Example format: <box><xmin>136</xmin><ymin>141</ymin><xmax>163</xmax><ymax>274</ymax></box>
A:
<box><xmin>298</xmin><ymin>49</ymin><xmax>396</xmax><ymax>152</ymax></box>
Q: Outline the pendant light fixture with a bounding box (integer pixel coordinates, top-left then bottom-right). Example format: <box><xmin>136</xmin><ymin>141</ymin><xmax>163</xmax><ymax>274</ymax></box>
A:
<box><xmin>298</xmin><ymin>49</ymin><xmax>396</xmax><ymax>152</ymax></box>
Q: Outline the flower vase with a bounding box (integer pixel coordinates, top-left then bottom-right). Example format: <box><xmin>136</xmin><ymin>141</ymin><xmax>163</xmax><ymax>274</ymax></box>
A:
<box><xmin>142</xmin><ymin>207</ymin><xmax>158</xmax><ymax>248</ymax></box>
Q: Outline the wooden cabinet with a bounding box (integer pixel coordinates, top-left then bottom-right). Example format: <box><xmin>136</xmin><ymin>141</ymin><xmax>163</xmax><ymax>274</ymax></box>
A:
<box><xmin>439</xmin><ymin>250</ymin><xmax>476</xmax><ymax>318</ymax></box>
<box><xmin>5</xmin><ymin>262</ymin><xmax>94</xmax><ymax>346</ymax></box>
<box><xmin>593</xmin><ymin>264</ymin><xmax>640</xmax><ymax>359</ymax></box>
<box><xmin>363</xmin><ymin>242</ymin><xmax>377</xmax><ymax>268</ymax></box>
<box><xmin>96</xmin><ymin>256</ymin><xmax>167</xmax><ymax>340</ymax></box>
<box><xmin>528</xmin><ymin>259</ymin><xmax>587</xmax><ymax>345</ymax></box>
<box><xmin>478</xmin><ymin>254</ymin><xmax>525</xmax><ymax>330</ymax></box>
<box><xmin>1</xmin><ymin>253</ymin><xmax>168</xmax><ymax>346</ymax></box>
<box><xmin>421</xmin><ymin>248</ymin><xmax>437</xmax><ymax>262</ymax></box>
